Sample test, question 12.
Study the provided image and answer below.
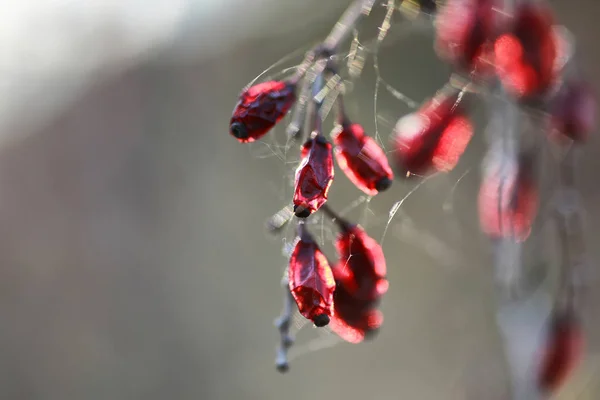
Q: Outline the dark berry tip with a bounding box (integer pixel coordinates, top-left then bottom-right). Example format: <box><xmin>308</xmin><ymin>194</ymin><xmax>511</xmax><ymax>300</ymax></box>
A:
<box><xmin>364</xmin><ymin>327</ymin><xmax>381</xmax><ymax>340</ymax></box>
<box><xmin>230</xmin><ymin>121</ymin><xmax>248</xmax><ymax>139</ymax></box>
<box><xmin>314</xmin><ymin>135</ymin><xmax>328</xmax><ymax>145</ymax></box>
<box><xmin>294</xmin><ymin>205</ymin><xmax>311</xmax><ymax>219</ymax></box>
<box><xmin>276</xmin><ymin>362</ymin><xmax>290</xmax><ymax>373</ymax></box>
<box><xmin>312</xmin><ymin>314</ymin><xmax>330</xmax><ymax>327</ymax></box>
<box><xmin>375</xmin><ymin>176</ymin><xmax>393</xmax><ymax>192</ymax></box>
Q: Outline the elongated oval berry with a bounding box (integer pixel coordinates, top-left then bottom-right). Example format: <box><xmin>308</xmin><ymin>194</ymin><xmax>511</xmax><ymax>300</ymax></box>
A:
<box><xmin>494</xmin><ymin>3</ymin><xmax>557</xmax><ymax>99</ymax></box>
<box><xmin>478</xmin><ymin>158</ymin><xmax>538</xmax><ymax>242</ymax></box>
<box><xmin>434</xmin><ymin>0</ymin><xmax>500</xmax><ymax>78</ymax></box>
<box><xmin>320</xmin><ymin>204</ymin><xmax>388</xmax><ymax>301</ymax></box>
<box><xmin>229</xmin><ymin>80</ymin><xmax>296</xmax><ymax>143</ymax></box>
<box><xmin>293</xmin><ymin>135</ymin><xmax>334</xmax><ymax>218</ymax></box>
<box><xmin>332</xmin><ymin>122</ymin><xmax>393</xmax><ymax>195</ymax></box>
<box><xmin>288</xmin><ymin>226</ymin><xmax>336</xmax><ymax>327</ymax></box>
<box><xmin>537</xmin><ymin>312</ymin><xmax>584</xmax><ymax>394</ymax></box>
<box><xmin>550</xmin><ymin>80</ymin><xmax>597</xmax><ymax>143</ymax></box>
<box><xmin>393</xmin><ymin>87</ymin><xmax>473</xmax><ymax>178</ymax></box>
<box><xmin>334</xmin><ymin>224</ymin><xmax>388</xmax><ymax>302</ymax></box>
<box><xmin>318</xmin><ymin>205</ymin><xmax>386</xmax><ymax>343</ymax></box>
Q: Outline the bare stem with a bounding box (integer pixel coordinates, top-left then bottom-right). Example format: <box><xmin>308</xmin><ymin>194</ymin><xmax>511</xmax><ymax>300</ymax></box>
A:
<box><xmin>274</xmin><ymin>268</ymin><xmax>296</xmax><ymax>372</ymax></box>
<box><xmin>290</xmin><ymin>0</ymin><xmax>376</xmax><ymax>84</ymax></box>
<box><xmin>286</xmin><ymin>0</ymin><xmax>376</xmax><ymax>140</ymax></box>
<box><xmin>553</xmin><ymin>145</ymin><xmax>586</xmax><ymax>313</ymax></box>
<box><xmin>320</xmin><ymin>203</ymin><xmax>353</xmax><ymax>231</ymax></box>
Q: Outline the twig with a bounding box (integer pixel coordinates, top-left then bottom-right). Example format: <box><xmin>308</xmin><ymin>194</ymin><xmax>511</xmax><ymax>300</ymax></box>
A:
<box><xmin>289</xmin><ymin>0</ymin><xmax>377</xmax><ymax>84</ymax></box>
<box><xmin>553</xmin><ymin>145</ymin><xmax>586</xmax><ymax>313</ymax></box>
<box><xmin>274</xmin><ymin>268</ymin><xmax>296</xmax><ymax>372</ymax></box>
<box><xmin>286</xmin><ymin>0</ymin><xmax>377</xmax><ymax>140</ymax></box>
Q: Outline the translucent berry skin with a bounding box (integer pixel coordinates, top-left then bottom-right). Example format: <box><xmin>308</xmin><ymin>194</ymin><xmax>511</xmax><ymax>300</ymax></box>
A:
<box><xmin>288</xmin><ymin>234</ymin><xmax>336</xmax><ymax>326</ymax></box>
<box><xmin>229</xmin><ymin>80</ymin><xmax>296</xmax><ymax>143</ymax></box>
<box><xmin>333</xmin><ymin>224</ymin><xmax>388</xmax><ymax>302</ymax></box>
<box><xmin>478</xmin><ymin>162</ymin><xmax>538</xmax><ymax>242</ymax></box>
<box><xmin>537</xmin><ymin>313</ymin><xmax>584</xmax><ymax>394</ymax></box>
<box><xmin>323</xmin><ymin>220</ymin><xmax>387</xmax><ymax>343</ymax></box>
<box><xmin>494</xmin><ymin>4</ymin><xmax>557</xmax><ymax>99</ymax></box>
<box><xmin>332</xmin><ymin>123</ymin><xmax>394</xmax><ymax>196</ymax></box>
<box><xmin>550</xmin><ymin>80</ymin><xmax>597</xmax><ymax>143</ymax></box>
<box><xmin>293</xmin><ymin>136</ymin><xmax>335</xmax><ymax>218</ymax></box>
<box><xmin>435</xmin><ymin>0</ymin><xmax>499</xmax><ymax>78</ymax></box>
<box><xmin>393</xmin><ymin>90</ymin><xmax>473</xmax><ymax>178</ymax></box>
<box><xmin>329</xmin><ymin>282</ymin><xmax>383</xmax><ymax>344</ymax></box>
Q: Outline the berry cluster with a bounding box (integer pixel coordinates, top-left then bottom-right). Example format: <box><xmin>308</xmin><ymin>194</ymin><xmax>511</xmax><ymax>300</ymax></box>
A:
<box><xmin>228</xmin><ymin>0</ymin><xmax>595</xmax><ymax>395</ymax></box>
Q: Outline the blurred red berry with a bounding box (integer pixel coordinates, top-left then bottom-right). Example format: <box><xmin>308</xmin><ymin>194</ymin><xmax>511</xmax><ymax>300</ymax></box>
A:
<box><xmin>334</xmin><ymin>224</ymin><xmax>388</xmax><ymax>302</ymax></box>
<box><xmin>330</xmin><ymin>284</ymin><xmax>384</xmax><ymax>344</ymax></box>
<box><xmin>494</xmin><ymin>3</ymin><xmax>557</xmax><ymax>99</ymax></box>
<box><xmin>393</xmin><ymin>88</ymin><xmax>473</xmax><ymax>178</ymax></box>
<box><xmin>537</xmin><ymin>311</ymin><xmax>584</xmax><ymax>394</ymax></box>
<box><xmin>434</xmin><ymin>0</ymin><xmax>499</xmax><ymax>79</ymax></box>
<box><xmin>550</xmin><ymin>80</ymin><xmax>597</xmax><ymax>143</ymax></box>
<box><xmin>331</xmin><ymin>122</ymin><xmax>393</xmax><ymax>196</ymax></box>
<box><xmin>288</xmin><ymin>228</ymin><xmax>336</xmax><ymax>327</ymax></box>
<box><xmin>478</xmin><ymin>159</ymin><xmax>538</xmax><ymax>242</ymax></box>
<box><xmin>293</xmin><ymin>135</ymin><xmax>335</xmax><ymax>218</ymax></box>
<box><xmin>230</xmin><ymin>80</ymin><xmax>296</xmax><ymax>143</ymax></box>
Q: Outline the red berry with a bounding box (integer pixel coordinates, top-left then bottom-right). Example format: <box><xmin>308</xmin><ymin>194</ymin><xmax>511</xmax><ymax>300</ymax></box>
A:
<box><xmin>293</xmin><ymin>135</ymin><xmax>335</xmax><ymax>218</ymax></box>
<box><xmin>478</xmin><ymin>159</ymin><xmax>538</xmax><ymax>242</ymax></box>
<box><xmin>494</xmin><ymin>3</ymin><xmax>557</xmax><ymax>99</ymax></box>
<box><xmin>332</xmin><ymin>123</ymin><xmax>394</xmax><ymax>196</ymax></box>
<box><xmin>393</xmin><ymin>88</ymin><xmax>473</xmax><ymax>178</ymax></box>
<box><xmin>434</xmin><ymin>0</ymin><xmax>499</xmax><ymax>78</ymax></box>
<box><xmin>330</xmin><ymin>293</ymin><xmax>383</xmax><ymax>344</ymax></box>
<box><xmin>334</xmin><ymin>224</ymin><xmax>388</xmax><ymax>302</ymax></box>
<box><xmin>329</xmin><ymin>276</ymin><xmax>384</xmax><ymax>343</ymax></box>
<box><xmin>550</xmin><ymin>80</ymin><xmax>597</xmax><ymax>143</ymax></box>
<box><xmin>288</xmin><ymin>228</ymin><xmax>336</xmax><ymax>327</ymax></box>
<box><xmin>537</xmin><ymin>312</ymin><xmax>584</xmax><ymax>394</ymax></box>
<box><xmin>229</xmin><ymin>80</ymin><xmax>296</xmax><ymax>143</ymax></box>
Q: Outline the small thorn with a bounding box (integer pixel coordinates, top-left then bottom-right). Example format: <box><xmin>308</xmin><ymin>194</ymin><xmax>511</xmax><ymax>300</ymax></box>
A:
<box><xmin>286</xmin><ymin>123</ymin><xmax>302</xmax><ymax>140</ymax></box>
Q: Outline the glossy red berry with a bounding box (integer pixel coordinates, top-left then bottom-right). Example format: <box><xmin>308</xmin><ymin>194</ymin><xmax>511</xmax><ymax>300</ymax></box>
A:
<box><xmin>229</xmin><ymin>80</ymin><xmax>296</xmax><ymax>143</ymax></box>
<box><xmin>393</xmin><ymin>87</ymin><xmax>473</xmax><ymax>178</ymax></box>
<box><xmin>494</xmin><ymin>4</ymin><xmax>557</xmax><ymax>99</ymax></box>
<box><xmin>537</xmin><ymin>312</ymin><xmax>584</xmax><ymax>394</ymax></box>
<box><xmin>332</xmin><ymin>122</ymin><xmax>393</xmax><ymax>196</ymax></box>
<box><xmin>288</xmin><ymin>227</ymin><xmax>336</xmax><ymax>327</ymax></box>
<box><xmin>333</xmin><ymin>224</ymin><xmax>388</xmax><ymax>302</ymax></box>
<box><xmin>316</xmin><ymin>206</ymin><xmax>386</xmax><ymax>343</ymax></box>
<box><xmin>434</xmin><ymin>0</ymin><xmax>499</xmax><ymax>78</ymax></box>
<box><xmin>293</xmin><ymin>135</ymin><xmax>335</xmax><ymax>218</ymax></box>
<box><xmin>478</xmin><ymin>159</ymin><xmax>538</xmax><ymax>242</ymax></box>
<box><xmin>550</xmin><ymin>80</ymin><xmax>597</xmax><ymax>143</ymax></box>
